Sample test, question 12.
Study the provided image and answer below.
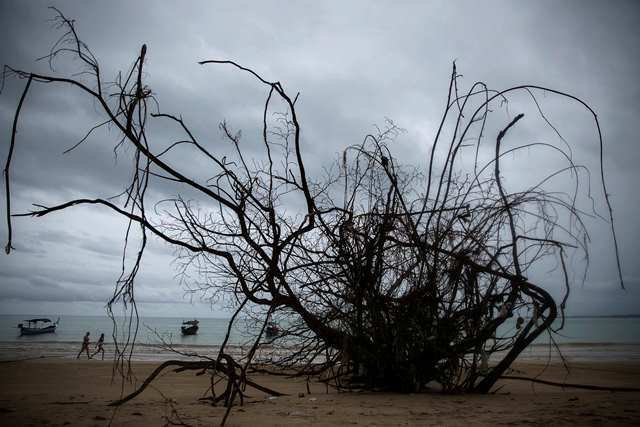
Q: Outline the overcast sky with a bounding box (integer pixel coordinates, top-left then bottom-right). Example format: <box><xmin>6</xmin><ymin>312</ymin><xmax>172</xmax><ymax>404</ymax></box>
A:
<box><xmin>0</xmin><ymin>0</ymin><xmax>638</xmax><ymax>318</ymax></box>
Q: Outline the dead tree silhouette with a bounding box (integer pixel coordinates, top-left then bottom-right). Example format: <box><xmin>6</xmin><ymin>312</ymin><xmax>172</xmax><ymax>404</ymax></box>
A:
<box><xmin>2</xmin><ymin>8</ymin><xmax>624</xmax><ymax>425</ymax></box>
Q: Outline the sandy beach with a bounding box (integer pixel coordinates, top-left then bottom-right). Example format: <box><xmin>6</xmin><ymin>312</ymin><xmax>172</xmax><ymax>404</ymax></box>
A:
<box><xmin>1</xmin><ymin>359</ymin><xmax>639</xmax><ymax>426</ymax></box>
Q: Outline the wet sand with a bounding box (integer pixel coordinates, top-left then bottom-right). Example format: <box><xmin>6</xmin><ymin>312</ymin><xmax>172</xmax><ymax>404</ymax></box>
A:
<box><xmin>0</xmin><ymin>359</ymin><xmax>639</xmax><ymax>426</ymax></box>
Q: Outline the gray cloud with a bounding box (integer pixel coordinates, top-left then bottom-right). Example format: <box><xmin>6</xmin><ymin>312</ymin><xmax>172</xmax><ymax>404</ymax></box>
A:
<box><xmin>1</xmin><ymin>0</ymin><xmax>639</xmax><ymax>316</ymax></box>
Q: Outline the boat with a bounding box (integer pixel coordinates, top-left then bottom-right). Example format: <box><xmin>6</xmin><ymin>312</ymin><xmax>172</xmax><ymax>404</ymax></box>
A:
<box><xmin>18</xmin><ymin>318</ymin><xmax>58</xmax><ymax>336</ymax></box>
<box><xmin>181</xmin><ymin>319</ymin><xmax>199</xmax><ymax>335</ymax></box>
<box><xmin>265</xmin><ymin>322</ymin><xmax>280</xmax><ymax>338</ymax></box>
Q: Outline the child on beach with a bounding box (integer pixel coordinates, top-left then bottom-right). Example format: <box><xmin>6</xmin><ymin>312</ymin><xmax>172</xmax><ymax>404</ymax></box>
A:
<box><xmin>76</xmin><ymin>332</ymin><xmax>91</xmax><ymax>359</ymax></box>
<box><xmin>91</xmin><ymin>333</ymin><xmax>105</xmax><ymax>360</ymax></box>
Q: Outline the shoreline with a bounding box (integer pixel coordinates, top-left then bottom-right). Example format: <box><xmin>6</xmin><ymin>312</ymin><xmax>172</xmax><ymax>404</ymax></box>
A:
<box><xmin>2</xmin><ymin>340</ymin><xmax>640</xmax><ymax>363</ymax></box>
<box><xmin>0</xmin><ymin>359</ymin><xmax>639</xmax><ymax>425</ymax></box>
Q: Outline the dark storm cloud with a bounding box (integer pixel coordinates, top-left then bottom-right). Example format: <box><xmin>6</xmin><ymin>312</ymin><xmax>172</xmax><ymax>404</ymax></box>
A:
<box><xmin>1</xmin><ymin>0</ymin><xmax>639</xmax><ymax>315</ymax></box>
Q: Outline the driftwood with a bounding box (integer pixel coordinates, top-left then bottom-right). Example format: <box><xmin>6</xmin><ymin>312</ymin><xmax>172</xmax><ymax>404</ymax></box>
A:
<box><xmin>499</xmin><ymin>375</ymin><xmax>640</xmax><ymax>393</ymax></box>
<box><xmin>2</xmin><ymin>7</ymin><xmax>625</xmax><ymax>425</ymax></box>
<box><xmin>109</xmin><ymin>359</ymin><xmax>285</xmax><ymax>408</ymax></box>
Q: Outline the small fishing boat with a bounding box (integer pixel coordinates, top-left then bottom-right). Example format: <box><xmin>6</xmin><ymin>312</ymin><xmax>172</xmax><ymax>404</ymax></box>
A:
<box><xmin>18</xmin><ymin>318</ymin><xmax>58</xmax><ymax>336</ymax></box>
<box><xmin>181</xmin><ymin>319</ymin><xmax>199</xmax><ymax>335</ymax></box>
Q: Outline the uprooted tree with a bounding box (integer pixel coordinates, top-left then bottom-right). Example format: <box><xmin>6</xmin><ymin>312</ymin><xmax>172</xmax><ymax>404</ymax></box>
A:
<box><xmin>3</xmin><ymin>8</ymin><xmax>624</xmax><ymax>418</ymax></box>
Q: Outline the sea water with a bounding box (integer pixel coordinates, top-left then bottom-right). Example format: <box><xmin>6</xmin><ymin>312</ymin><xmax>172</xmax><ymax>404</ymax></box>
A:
<box><xmin>0</xmin><ymin>315</ymin><xmax>237</xmax><ymax>345</ymax></box>
<box><xmin>0</xmin><ymin>315</ymin><xmax>250</xmax><ymax>361</ymax></box>
<box><xmin>1</xmin><ymin>314</ymin><xmax>640</xmax><ymax>362</ymax></box>
<box><xmin>499</xmin><ymin>316</ymin><xmax>640</xmax><ymax>345</ymax></box>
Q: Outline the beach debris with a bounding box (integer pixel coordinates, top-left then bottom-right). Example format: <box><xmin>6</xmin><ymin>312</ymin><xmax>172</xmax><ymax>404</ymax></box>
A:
<box><xmin>3</xmin><ymin>10</ymin><xmax>625</xmax><ymax>427</ymax></box>
<box><xmin>298</xmin><ymin>392</ymin><xmax>305</xmax><ymax>398</ymax></box>
<box><xmin>499</xmin><ymin>376</ymin><xmax>640</xmax><ymax>393</ymax></box>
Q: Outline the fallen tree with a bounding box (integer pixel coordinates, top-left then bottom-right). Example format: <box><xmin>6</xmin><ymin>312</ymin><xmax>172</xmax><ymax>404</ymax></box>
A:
<box><xmin>2</xmin><ymin>8</ymin><xmax>623</xmax><ymax>423</ymax></box>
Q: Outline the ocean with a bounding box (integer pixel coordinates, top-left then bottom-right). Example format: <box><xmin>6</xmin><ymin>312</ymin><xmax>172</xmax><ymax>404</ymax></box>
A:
<box><xmin>1</xmin><ymin>315</ymin><xmax>640</xmax><ymax>362</ymax></box>
<box><xmin>0</xmin><ymin>315</ymin><xmax>238</xmax><ymax>346</ymax></box>
<box><xmin>0</xmin><ymin>315</ymin><xmax>247</xmax><ymax>362</ymax></box>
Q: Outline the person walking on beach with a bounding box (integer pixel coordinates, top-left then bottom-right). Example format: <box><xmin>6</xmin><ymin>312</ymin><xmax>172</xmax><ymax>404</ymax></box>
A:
<box><xmin>76</xmin><ymin>332</ymin><xmax>91</xmax><ymax>359</ymax></box>
<box><xmin>91</xmin><ymin>333</ymin><xmax>105</xmax><ymax>360</ymax></box>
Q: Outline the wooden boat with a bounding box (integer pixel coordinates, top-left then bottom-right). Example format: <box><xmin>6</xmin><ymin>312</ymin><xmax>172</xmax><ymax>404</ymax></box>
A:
<box><xmin>18</xmin><ymin>318</ymin><xmax>58</xmax><ymax>336</ymax></box>
<box><xmin>181</xmin><ymin>320</ymin><xmax>199</xmax><ymax>335</ymax></box>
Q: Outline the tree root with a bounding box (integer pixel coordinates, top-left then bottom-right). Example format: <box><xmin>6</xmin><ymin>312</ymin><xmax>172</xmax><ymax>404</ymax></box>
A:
<box><xmin>108</xmin><ymin>360</ymin><xmax>286</xmax><ymax>407</ymax></box>
<box><xmin>499</xmin><ymin>375</ymin><xmax>640</xmax><ymax>392</ymax></box>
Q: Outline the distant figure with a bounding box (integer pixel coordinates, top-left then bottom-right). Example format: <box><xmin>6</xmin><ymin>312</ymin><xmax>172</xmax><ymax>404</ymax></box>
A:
<box><xmin>91</xmin><ymin>333</ymin><xmax>105</xmax><ymax>360</ymax></box>
<box><xmin>76</xmin><ymin>331</ymin><xmax>91</xmax><ymax>359</ymax></box>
